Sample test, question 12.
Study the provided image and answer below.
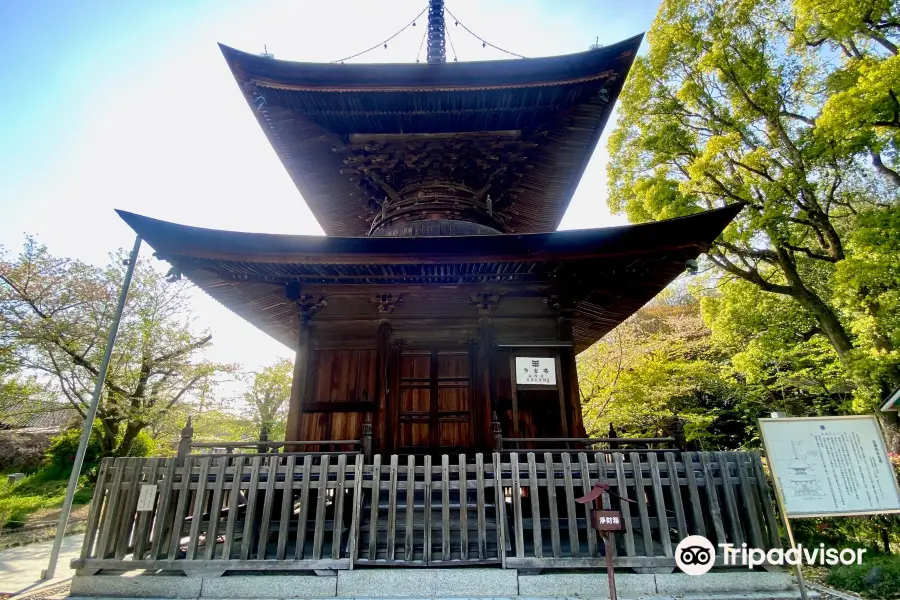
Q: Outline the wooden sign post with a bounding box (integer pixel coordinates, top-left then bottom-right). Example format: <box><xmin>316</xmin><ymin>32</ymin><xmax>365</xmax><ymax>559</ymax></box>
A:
<box><xmin>576</xmin><ymin>482</ymin><xmax>623</xmax><ymax>600</ymax></box>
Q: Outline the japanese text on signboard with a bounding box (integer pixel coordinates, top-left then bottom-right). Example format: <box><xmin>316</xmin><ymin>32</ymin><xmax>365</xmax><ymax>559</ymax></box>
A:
<box><xmin>514</xmin><ymin>357</ymin><xmax>556</xmax><ymax>386</ymax></box>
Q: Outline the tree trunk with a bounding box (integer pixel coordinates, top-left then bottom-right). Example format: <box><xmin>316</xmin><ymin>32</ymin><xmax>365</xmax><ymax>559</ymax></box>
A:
<box><xmin>775</xmin><ymin>247</ymin><xmax>855</xmax><ymax>359</ymax></box>
<box><xmin>99</xmin><ymin>419</ymin><xmax>118</xmax><ymax>457</ymax></box>
<box><xmin>117</xmin><ymin>422</ymin><xmax>144</xmax><ymax>457</ymax></box>
<box><xmin>793</xmin><ymin>287</ymin><xmax>855</xmax><ymax>359</ymax></box>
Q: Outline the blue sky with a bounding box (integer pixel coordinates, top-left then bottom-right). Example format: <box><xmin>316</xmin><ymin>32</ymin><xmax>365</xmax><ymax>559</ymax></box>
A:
<box><xmin>0</xmin><ymin>0</ymin><xmax>661</xmax><ymax>372</ymax></box>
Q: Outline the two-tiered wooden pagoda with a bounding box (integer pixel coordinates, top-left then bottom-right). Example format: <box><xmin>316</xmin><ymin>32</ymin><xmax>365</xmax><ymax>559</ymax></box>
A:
<box><xmin>71</xmin><ymin>9</ymin><xmax>785</xmax><ymax>582</ymax></box>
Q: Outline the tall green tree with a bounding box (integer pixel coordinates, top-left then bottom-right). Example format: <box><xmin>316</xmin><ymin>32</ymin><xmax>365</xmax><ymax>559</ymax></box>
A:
<box><xmin>0</xmin><ymin>237</ymin><xmax>230</xmax><ymax>456</ymax></box>
<box><xmin>240</xmin><ymin>358</ymin><xmax>292</xmax><ymax>441</ymax></box>
<box><xmin>608</xmin><ymin>0</ymin><xmax>900</xmax><ymax>442</ymax></box>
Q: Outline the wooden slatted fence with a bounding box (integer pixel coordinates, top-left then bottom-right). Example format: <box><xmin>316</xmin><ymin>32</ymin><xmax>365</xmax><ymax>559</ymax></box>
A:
<box><xmin>500</xmin><ymin>451</ymin><xmax>781</xmax><ymax>569</ymax></box>
<box><xmin>73</xmin><ymin>451</ymin><xmax>780</xmax><ymax>574</ymax></box>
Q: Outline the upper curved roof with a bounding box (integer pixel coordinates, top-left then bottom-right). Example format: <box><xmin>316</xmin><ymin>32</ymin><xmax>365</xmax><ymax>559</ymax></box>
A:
<box><xmin>219</xmin><ymin>35</ymin><xmax>643</xmax><ymax>236</ymax></box>
<box><xmin>219</xmin><ymin>36</ymin><xmax>642</xmax><ymax>92</ymax></box>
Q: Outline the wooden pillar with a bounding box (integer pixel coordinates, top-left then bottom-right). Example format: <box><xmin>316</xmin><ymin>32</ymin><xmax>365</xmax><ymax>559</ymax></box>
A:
<box><xmin>257</xmin><ymin>424</ymin><xmax>269</xmax><ymax>454</ymax></box>
<box><xmin>557</xmin><ymin>302</ymin><xmax>586</xmax><ymax>438</ymax></box>
<box><xmin>491</xmin><ymin>411</ymin><xmax>503</xmax><ymax>453</ymax></box>
<box><xmin>374</xmin><ymin>320</ymin><xmax>392</xmax><ymax>455</ymax></box>
<box><xmin>285</xmin><ymin>319</ymin><xmax>311</xmax><ymax>451</ymax></box>
<box><xmin>361</xmin><ymin>413</ymin><xmax>373</xmax><ymax>463</ymax></box>
<box><xmin>672</xmin><ymin>418</ymin><xmax>688</xmax><ymax>451</ymax></box>
<box><xmin>476</xmin><ymin>315</ymin><xmax>494</xmax><ymax>452</ymax></box>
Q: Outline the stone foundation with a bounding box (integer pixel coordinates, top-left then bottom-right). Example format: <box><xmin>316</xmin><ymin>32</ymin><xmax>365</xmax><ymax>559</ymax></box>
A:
<box><xmin>70</xmin><ymin>568</ymin><xmax>805</xmax><ymax>599</ymax></box>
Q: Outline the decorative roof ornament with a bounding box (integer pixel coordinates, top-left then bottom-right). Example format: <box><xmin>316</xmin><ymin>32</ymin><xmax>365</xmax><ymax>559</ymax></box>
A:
<box><xmin>259</xmin><ymin>44</ymin><xmax>275</xmax><ymax>59</ymax></box>
<box><xmin>589</xmin><ymin>36</ymin><xmax>602</xmax><ymax>51</ymax></box>
<box><xmin>427</xmin><ymin>0</ymin><xmax>446</xmax><ymax>64</ymax></box>
<box><xmin>370</xmin><ymin>293</ymin><xmax>404</xmax><ymax>314</ymax></box>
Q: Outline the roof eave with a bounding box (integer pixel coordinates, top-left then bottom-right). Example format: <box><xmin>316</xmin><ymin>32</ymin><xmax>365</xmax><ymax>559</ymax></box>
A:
<box><xmin>116</xmin><ymin>203</ymin><xmax>743</xmax><ymax>266</ymax></box>
<box><xmin>218</xmin><ymin>35</ymin><xmax>643</xmax><ymax>92</ymax></box>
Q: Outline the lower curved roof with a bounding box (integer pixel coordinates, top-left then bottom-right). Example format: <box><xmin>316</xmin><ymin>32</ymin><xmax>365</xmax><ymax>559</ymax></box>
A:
<box><xmin>118</xmin><ymin>204</ymin><xmax>743</xmax><ymax>352</ymax></box>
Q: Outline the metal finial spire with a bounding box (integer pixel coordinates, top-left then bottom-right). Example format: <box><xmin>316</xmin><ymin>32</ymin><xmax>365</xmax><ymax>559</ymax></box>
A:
<box><xmin>427</xmin><ymin>0</ymin><xmax>446</xmax><ymax>64</ymax></box>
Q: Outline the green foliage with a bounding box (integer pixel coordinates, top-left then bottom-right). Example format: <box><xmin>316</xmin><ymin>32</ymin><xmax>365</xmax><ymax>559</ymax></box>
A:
<box><xmin>793</xmin><ymin>515</ymin><xmax>900</xmax><ymax>556</ymax></box>
<box><xmin>240</xmin><ymin>358</ymin><xmax>293</xmax><ymax>440</ymax></box>
<box><xmin>606</xmin><ymin>0</ymin><xmax>900</xmax><ymax>447</ymax></box>
<box><xmin>147</xmin><ymin>405</ymin><xmax>260</xmax><ymax>454</ymax></box>
<box><xmin>0</xmin><ymin>237</ymin><xmax>234</xmax><ymax>457</ymax></box>
<box><xmin>791</xmin><ymin>0</ymin><xmax>900</xmax><ymax>176</ymax></box>
<box><xmin>579</xmin><ymin>294</ymin><xmax>752</xmax><ymax>449</ymax></box>
<box><xmin>0</xmin><ymin>337</ymin><xmax>44</xmax><ymax>421</ymax></box>
<box><xmin>701</xmin><ymin>278</ymin><xmax>853</xmax><ymax>416</ymax></box>
<box><xmin>834</xmin><ymin>205</ymin><xmax>900</xmax><ymax>410</ymax></box>
<box><xmin>827</xmin><ymin>553</ymin><xmax>900</xmax><ymax>599</ymax></box>
<box><xmin>45</xmin><ymin>423</ymin><xmax>155</xmax><ymax>473</ymax></box>
<box><xmin>0</xmin><ymin>469</ymin><xmax>93</xmax><ymax>530</ymax></box>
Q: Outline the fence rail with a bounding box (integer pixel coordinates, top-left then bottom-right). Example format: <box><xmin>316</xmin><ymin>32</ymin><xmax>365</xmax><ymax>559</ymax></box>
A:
<box><xmin>498</xmin><ymin>437</ymin><xmax>679</xmax><ymax>453</ymax></box>
<box><xmin>73</xmin><ymin>451</ymin><xmax>781</xmax><ymax>575</ymax></box>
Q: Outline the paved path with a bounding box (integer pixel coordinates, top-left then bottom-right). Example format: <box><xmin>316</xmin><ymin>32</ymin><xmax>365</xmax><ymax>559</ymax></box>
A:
<box><xmin>0</xmin><ymin>534</ymin><xmax>83</xmax><ymax>596</ymax></box>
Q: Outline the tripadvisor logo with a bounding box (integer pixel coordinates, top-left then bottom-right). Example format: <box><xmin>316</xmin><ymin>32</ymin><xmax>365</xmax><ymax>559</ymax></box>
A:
<box><xmin>675</xmin><ymin>535</ymin><xmax>867</xmax><ymax>575</ymax></box>
<box><xmin>675</xmin><ymin>536</ymin><xmax>716</xmax><ymax>575</ymax></box>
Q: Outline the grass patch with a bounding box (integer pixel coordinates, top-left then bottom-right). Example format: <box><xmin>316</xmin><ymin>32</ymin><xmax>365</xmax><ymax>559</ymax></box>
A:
<box><xmin>0</xmin><ymin>467</ymin><xmax>93</xmax><ymax>530</ymax></box>
<box><xmin>826</xmin><ymin>553</ymin><xmax>900</xmax><ymax>599</ymax></box>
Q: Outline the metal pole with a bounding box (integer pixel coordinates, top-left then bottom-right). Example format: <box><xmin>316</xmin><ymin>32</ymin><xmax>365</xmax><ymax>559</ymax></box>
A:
<box><xmin>42</xmin><ymin>235</ymin><xmax>142</xmax><ymax>580</ymax></box>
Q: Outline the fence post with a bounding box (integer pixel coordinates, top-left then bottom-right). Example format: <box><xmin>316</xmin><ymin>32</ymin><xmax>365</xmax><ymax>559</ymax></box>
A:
<box><xmin>177</xmin><ymin>417</ymin><xmax>193</xmax><ymax>464</ymax></box>
<box><xmin>608</xmin><ymin>423</ymin><xmax>619</xmax><ymax>451</ymax></box>
<box><xmin>491</xmin><ymin>411</ymin><xmax>503</xmax><ymax>453</ymax></box>
<box><xmin>672</xmin><ymin>418</ymin><xmax>688</xmax><ymax>451</ymax></box>
<box><xmin>361</xmin><ymin>413</ymin><xmax>373</xmax><ymax>463</ymax></box>
<box><xmin>257</xmin><ymin>424</ymin><xmax>269</xmax><ymax>454</ymax></box>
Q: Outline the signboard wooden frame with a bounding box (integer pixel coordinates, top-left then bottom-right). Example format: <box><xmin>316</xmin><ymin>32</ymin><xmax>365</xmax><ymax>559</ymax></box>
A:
<box><xmin>759</xmin><ymin>414</ymin><xmax>900</xmax><ymax>518</ymax></box>
<box><xmin>507</xmin><ymin>351</ymin><xmax>568</xmax><ymax>438</ymax></box>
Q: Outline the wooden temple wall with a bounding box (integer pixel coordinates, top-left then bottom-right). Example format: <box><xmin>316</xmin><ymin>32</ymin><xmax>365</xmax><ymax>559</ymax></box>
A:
<box><xmin>73</xmin><ymin>450</ymin><xmax>783</xmax><ymax>574</ymax></box>
<box><xmin>286</xmin><ymin>301</ymin><xmax>585</xmax><ymax>455</ymax></box>
<box><xmin>299</xmin><ymin>348</ymin><xmax>378</xmax><ymax>445</ymax></box>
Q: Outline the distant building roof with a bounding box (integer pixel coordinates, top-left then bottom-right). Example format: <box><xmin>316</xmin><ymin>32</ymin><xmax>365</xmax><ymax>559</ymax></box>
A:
<box><xmin>0</xmin><ymin>404</ymin><xmax>79</xmax><ymax>431</ymax></box>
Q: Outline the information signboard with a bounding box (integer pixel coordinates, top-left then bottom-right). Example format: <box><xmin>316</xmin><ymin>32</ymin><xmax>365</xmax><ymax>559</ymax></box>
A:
<box><xmin>136</xmin><ymin>484</ymin><xmax>158</xmax><ymax>512</ymax></box>
<box><xmin>514</xmin><ymin>357</ymin><xmax>556</xmax><ymax>386</ymax></box>
<box><xmin>759</xmin><ymin>415</ymin><xmax>900</xmax><ymax>518</ymax></box>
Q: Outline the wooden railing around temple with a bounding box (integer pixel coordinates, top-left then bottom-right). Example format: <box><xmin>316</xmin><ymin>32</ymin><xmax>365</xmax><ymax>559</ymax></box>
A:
<box><xmin>72</xmin><ymin>450</ymin><xmax>782</xmax><ymax>575</ymax></box>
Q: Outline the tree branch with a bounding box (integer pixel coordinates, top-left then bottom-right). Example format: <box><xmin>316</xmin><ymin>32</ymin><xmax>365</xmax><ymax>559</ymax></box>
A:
<box><xmin>152</xmin><ymin>334</ymin><xmax>213</xmax><ymax>364</ymax></box>
<box><xmin>783</xmin><ymin>244</ymin><xmax>839</xmax><ymax>263</ymax></box>
<box><xmin>709</xmin><ymin>251</ymin><xmax>795</xmax><ymax>296</ymax></box>
<box><xmin>870</xmin><ymin>150</ymin><xmax>900</xmax><ymax>187</ymax></box>
<box><xmin>164</xmin><ymin>373</ymin><xmax>206</xmax><ymax>411</ymax></box>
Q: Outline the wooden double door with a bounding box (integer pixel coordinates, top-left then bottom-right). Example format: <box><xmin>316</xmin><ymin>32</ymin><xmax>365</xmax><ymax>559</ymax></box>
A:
<box><xmin>393</xmin><ymin>346</ymin><xmax>476</xmax><ymax>455</ymax></box>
